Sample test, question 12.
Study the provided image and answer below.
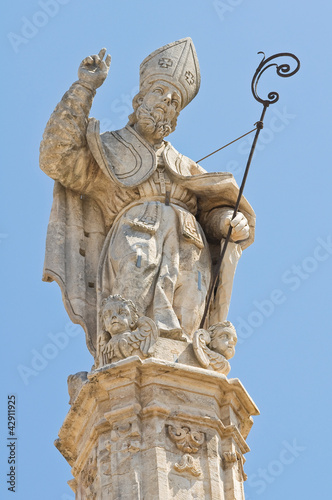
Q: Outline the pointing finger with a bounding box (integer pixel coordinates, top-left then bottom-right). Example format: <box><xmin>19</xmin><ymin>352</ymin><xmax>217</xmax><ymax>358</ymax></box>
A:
<box><xmin>105</xmin><ymin>54</ymin><xmax>111</xmax><ymax>68</ymax></box>
<box><xmin>98</xmin><ymin>48</ymin><xmax>107</xmax><ymax>60</ymax></box>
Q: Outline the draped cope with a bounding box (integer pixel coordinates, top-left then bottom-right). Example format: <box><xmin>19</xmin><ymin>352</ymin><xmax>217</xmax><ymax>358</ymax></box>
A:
<box><xmin>40</xmin><ymin>82</ymin><xmax>255</xmax><ymax>355</ymax></box>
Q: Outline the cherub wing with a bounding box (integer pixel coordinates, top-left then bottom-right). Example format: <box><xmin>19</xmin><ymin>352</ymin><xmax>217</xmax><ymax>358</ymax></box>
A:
<box><xmin>127</xmin><ymin>316</ymin><xmax>158</xmax><ymax>356</ymax></box>
<box><xmin>193</xmin><ymin>329</ymin><xmax>211</xmax><ymax>368</ymax></box>
<box><xmin>205</xmin><ymin>348</ymin><xmax>230</xmax><ymax>375</ymax></box>
<box><xmin>193</xmin><ymin>329</ymin><xmax>230</xmax><ymax>375</ymax></box>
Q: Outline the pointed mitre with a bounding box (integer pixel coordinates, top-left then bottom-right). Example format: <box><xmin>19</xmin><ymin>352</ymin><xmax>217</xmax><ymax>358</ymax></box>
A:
<box><xmin>139</xmin><ymin>37</ymin><xmax>201</xmax><ymax>109</ymax></box>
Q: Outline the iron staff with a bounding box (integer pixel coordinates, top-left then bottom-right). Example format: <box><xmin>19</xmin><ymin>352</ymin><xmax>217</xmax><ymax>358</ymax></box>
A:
<box><xmin>199</xmin><ymin>51</ymin><xmax>300</xmax><ymax>329</ymax></box>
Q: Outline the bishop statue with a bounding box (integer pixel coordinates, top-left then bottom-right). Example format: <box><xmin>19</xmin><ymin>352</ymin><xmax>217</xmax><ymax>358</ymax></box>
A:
<box><xmin>40</xmin><ymin>38</ymin><xmax>255</xmax><ymax>366</ymax></box>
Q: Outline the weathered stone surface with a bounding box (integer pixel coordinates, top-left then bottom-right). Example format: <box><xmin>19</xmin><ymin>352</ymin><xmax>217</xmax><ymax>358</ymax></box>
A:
<box><xmin>56</xmin><ymin>357</ymin><xmax>258</xmax><ymax>499</ymax></box>
<box><xmin>193</xmin><ymin>321</ymin><xmax>237</xmax><ymax>375</ymax></box>
<box><xmin>39</xmin><ymin>38</ymin><xmax>255</xmax><ymax>361</ymax></box>
<box><xmin>67</xmin><ymin>371</ymin><xmax>88</xmax><ymax>405</ymax></box>
<box><xmin>97</xmin><ymin>294</ymin><xmax>159</xmax><ymax>368</ymax></box>
<box><xmin>41</xmin><ymin>38</ymin><xmax>259</xmax><ymax>499</ymax></box>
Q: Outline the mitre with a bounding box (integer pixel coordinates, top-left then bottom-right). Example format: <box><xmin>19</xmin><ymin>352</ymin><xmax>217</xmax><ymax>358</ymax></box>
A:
<box><xmin>139</xmin><ymin>37</ymin><xmax>201</xmax><ymax>109</ymax></box>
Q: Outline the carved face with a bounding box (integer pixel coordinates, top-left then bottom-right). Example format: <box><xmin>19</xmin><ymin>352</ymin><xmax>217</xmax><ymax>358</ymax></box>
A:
<box><xmin>134</xmin><ymin>81</ymin><xmax>181</xmax><ymax>142</ymax></box>
<box><xmin>102</xmin><ymin>300</ymin><xmax>133</xmax><ymax>335</ymax></box>
<box><xmin>209</xmin><ymin>327</ymin><xmax>237</xmax><ymax>360</ymax></box>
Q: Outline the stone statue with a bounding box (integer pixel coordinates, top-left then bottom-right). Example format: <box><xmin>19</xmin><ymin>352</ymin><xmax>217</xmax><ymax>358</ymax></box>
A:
<box><xmin>192</xmin><ymin>320</ymin><xmax>237</xmax><ymax>375</ymax></box>
<box><xmin>98</xmin><ymin>294</ymin><xmax>158</xmax><ymax>365</ymax></box>
<box><xmin>40</xmin><ymin>38</ymin><xmax>255</xmax><ymax>364</ymax></box>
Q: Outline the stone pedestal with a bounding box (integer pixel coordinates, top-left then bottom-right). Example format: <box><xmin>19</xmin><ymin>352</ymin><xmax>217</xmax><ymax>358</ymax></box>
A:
<box><xmin>56</xmin><ymin>351</ymin><xmax>259</xmax><ymax>499</ymax></box>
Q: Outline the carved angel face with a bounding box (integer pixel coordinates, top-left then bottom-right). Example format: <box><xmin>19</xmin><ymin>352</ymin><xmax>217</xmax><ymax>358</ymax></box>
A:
<box><xmin>102</xmin><ymin>300</ymin><xmax>133</xmax><ymax>335</ymax></box>
<box><xmin>209</xmin><ymin>327</ymin><xmax>237</xmax><ymax>360</ymax></box>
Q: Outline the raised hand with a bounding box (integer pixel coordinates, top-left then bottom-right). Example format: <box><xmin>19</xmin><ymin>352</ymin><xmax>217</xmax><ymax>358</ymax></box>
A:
<box><xmin>78</xmin><ymin>48</ymin><xmax>111</xmax><ymax>91</ymax></box>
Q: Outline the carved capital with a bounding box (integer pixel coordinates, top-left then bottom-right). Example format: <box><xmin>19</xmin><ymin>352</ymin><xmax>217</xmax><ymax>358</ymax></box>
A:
<box><xmin>167</xmin><ymin>425</ymin><xmax>205</xmax><ymax>453</ymax></box>
<box><xmin>110</xmin><ymin>419</ymin><xmax>141</xmax><ymax>453</ymax></box>
<box><xmin>222</xmin><ymin>451</ymin><xmax>247</xmax><ymax>482</ymax></box>
<box><xmin>222</xmin><ymin>451</ymin><xmax>237</xmax><ymax>467</ymax></box>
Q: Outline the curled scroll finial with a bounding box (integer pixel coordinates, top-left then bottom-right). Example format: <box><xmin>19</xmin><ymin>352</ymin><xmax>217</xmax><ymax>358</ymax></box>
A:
<box><xmin>251</xmin><ymin>52</ymin><xmax>300</xmax><ymax>107</ymax></box>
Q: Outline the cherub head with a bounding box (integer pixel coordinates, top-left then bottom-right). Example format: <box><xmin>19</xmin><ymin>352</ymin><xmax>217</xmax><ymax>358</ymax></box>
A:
<box><xmin>208</xmin><ymin>321</ymin><xmax>237</xmax><ymax>360</ymax></box>
<box><xmin>100</xmin><ymin>295</ymin><xmax>139</xmax><ymax>336</ymax></box>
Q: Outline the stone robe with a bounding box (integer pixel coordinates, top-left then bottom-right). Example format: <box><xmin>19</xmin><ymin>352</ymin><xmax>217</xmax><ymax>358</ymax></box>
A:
<box><xmin>40</xmin><ymin>82</ymin><xmax>255</xmax><ymax>355</ymax></box>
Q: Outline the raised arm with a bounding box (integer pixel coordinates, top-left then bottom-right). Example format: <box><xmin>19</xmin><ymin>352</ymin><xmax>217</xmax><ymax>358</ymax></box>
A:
<box><xmin>39</xmin><ymin>48</ymin><xmax>111</xmax><ymax>192</ymax></box>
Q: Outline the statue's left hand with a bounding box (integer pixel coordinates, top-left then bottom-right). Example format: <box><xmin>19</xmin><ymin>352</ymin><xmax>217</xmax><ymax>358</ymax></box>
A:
<box><xmin>220</xmin><ymin>210</ymin><xmax>250</xmax><ymax>242</ymax></box>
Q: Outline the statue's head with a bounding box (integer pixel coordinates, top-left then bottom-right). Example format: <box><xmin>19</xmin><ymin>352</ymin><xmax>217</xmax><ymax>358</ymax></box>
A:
<box><xmin>100</xmin><ymin>295</ymin><xmax>139</xmax><ymax>336</ymax></box>
<box><xmin>128</xmin><ymin>37</ymin><xmax>200</xmax><ymax>143</ymax></box>
<box><xmin>208</xmin><ymin>321</ymin><xmax>237</xmax><ymax>360</ymax></box>
<box><xmin>128</xmin><ymin>81</ymin><xmax>181</xmax><ymax>141</ymax></box>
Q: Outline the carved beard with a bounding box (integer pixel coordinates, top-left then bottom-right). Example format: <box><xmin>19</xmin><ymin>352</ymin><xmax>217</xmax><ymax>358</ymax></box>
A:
<box><xmin>135</xmin><ymin>103</ymin><xmax>173</xmax><ymax>141</ymax></box>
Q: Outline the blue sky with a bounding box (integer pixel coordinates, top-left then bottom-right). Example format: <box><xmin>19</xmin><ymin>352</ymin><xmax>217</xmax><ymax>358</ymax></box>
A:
<box><xmin>1</xmin><ymin>1</ymin><xmax>331</xmax><ymax>498</ymax></box>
